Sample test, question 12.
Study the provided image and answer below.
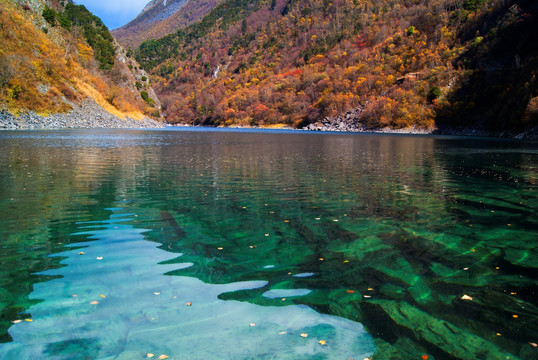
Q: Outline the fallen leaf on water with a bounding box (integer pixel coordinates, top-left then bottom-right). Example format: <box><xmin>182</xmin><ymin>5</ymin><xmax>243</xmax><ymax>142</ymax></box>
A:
<box><xmin>318</xmin><ymin>340</ymin><xmax>326</xmax><ymax>346</ymax></box>
<box><xmin>96</xmin><ymin>257</ymin><xmax>103</xmax><ymax>260</ymax></box>
<box><xmin>12</xmin><ymin>320</ymin><xmax>22</xmax><ymax>324</ymax></box>
<box><xmin>186</xmin><ymin>302</ymin><xmax>192</xmax><ymax>306</ymax></box>
<box><xmin>147</xmin><ymin>354</ymin><xmax>154</xmax><ymax>358</ymax></box>
<box><xmin>363</xmin><ymin>295</ymin><xmax>372</xmax><ymax>298</ymax></box>
<box><xmin>347</xmin><ymin>290</ymin><xmax>355</xmax><ymax>294</ymax></box>
<box><xmin>368</xmin><ymin>288</ymin><xmax>374</xmax><ymax>291</ymax></box>
<box><xmin>510</xmin><ymin>292</ymin><xmax>517</xmax><ymax>295</ymax></box>
<box><xmin>513</xmin><ymin>314</ymin><xmax>519</xmax><ymax>318</ymax></box>
<box><xmin>422</xmin><ymin>355</ymin><xmax>429</xmax><ymax>360</ymax></box>
<box><xmin>343</xmin><ymin>260</ymin><xmax>349</xmax><ymax>263</ymax></box>
<box><xmin>90</xmin><ymin>301</ymin><xmax>99</xmax><ymax>305</ymax></box>
<box><xmin>529</xmin><ymin>342</ymin><xmax>537</xmax><ymax>348</ymax></box>
<box><xmin>284</xmin><ymin>220</ymin><xmax>290</xmax><ymax>223</ymax></box>
<box><xmin>319</xmin><ymin>258</ymin><xmax>324</xmax><ymax>261</ymax></box>
<box><xmin>463</xmin><ymin>267</ymin><xmax>469</xmax><ymax>270</ymax></box>
<box><xmin>25</xmin><ymin>319</ymin><xmax>33</xmax><ymax>322</ymax></box>
<box><xmin>281</xmin><ymin>298</ymin><xmax>286</xmax><ymax>301</ymax></box>
<box><xmin>315</xmin><ymin>217</ymin><xmax>321</xmax><ymax>220</ymax></box>
<box><xmin>496</xmin><ymin>333</ymin><xmax>502</xmax><ymax>336</ymax></box>
<box><xmin>100</xmin><ymin>295</ymin><xmax>106</xmax><ymax>298</ymax></box>
<box><xmin>333</xmin><ymin>219</ymin><xmax>339</xmax><ymax>222</ymax></box>
<box><xmin>79</xmin><ymin>252</ymin><xmax>85</xmax><ymax>255</ymax></box>
<box><xmin>300</xmin><ymin>333</ymin><xmax>308</xmax><ymax>338</ymax></box>
<box><xmin>265</xmin><ymin>233</ymin><xmax>269</xmax><ymax>236</ymax></box>
<box><xmin>217</xmin><ymin>247</ymin><xmax>224</xmax><ymax>250</ymax></box>
<box><xmin>249</xmin><ymin>323</ymin><xmax>256</xmax><ymax>327</ymax></box>
<box><xmin>154</xmin><ymin>292</ymin><xmax>161</xmax><ymax>295</ymax></box>
<box><xmin>278</xmin><ymin>331</ymin><xmax>287</xmax><ymax>335</ymax></box>
<box><xmin>461</xmin><ymin>295</ymin><xmax>473</xmax><ymax>301</ymax></box>
<box><xmin>158</xmin><ymin>355</ymin><xmax>169</xmax><ymax>360</ymax></box>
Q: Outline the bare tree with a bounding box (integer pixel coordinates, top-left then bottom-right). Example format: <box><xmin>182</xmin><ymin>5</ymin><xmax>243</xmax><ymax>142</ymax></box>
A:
<box><xmin>0</xmin><ymin>56</ymin><xmax>15</xmax><ymax>89</ymax></box>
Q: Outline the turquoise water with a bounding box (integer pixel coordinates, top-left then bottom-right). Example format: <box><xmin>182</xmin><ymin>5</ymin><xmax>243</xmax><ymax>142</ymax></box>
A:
<box><xmin>0</xmin><ymin>129</ymin><xmax>536</xmax><ymax>359</ymax></box>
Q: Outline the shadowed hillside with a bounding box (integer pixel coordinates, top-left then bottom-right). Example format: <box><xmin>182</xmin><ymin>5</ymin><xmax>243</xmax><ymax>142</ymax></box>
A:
<box><xmin>112</xmin><ymin>0</ymin><xmax>222</xmax><ymax>49</ymax></box>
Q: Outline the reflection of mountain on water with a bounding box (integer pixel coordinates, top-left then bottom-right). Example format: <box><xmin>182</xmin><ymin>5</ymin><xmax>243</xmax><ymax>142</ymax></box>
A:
<box><xmin>0</xmin><ymin>210</ymin><xmax>375</xmax><ymax>359</ymax></box>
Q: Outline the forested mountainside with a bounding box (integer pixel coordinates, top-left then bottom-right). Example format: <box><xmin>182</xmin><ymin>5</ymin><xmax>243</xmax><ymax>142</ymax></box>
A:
<box><xmin>135</xmin><ymin>0</ymin><xmax>538</xmax><ymax>134</ymax></box>
<box><xmin>112</xmin><ymin>0</ymin><xmax>222</xmax><ymax>50</ymax></box>
<box><xmin>0</xmin><ymin>0</ymin><xmax>160</xmax><ymax>120</ymax></box>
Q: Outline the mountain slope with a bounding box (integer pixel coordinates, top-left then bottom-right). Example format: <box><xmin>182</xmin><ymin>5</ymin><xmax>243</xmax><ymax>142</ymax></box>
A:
<box><xmin>112</xmin><ymin>0</ymin><xmax>221</xmax><ymax>49</ymax></box>
<box><xmin>135</xmin><ymin>0</ymin><xmax>537</xmax><ymax>135</ymax></box>
<box><xmin>0</xmin><ymin>0</ymin><xmax>161</xmax><ymax>121</ymax></box>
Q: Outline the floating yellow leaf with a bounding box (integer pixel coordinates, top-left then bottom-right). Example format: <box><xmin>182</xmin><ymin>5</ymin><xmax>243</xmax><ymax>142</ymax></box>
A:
<box><xmin>79</xmin><ymin>252</ymin><xmax>85</xmax><ymax>255</ymax></box>
<box><xmin>90</xmin><ymin>301</ymin><xmax>99</xmax><ymax>305</ymax></box>
<box><xmin>100</xmin><ymin>295</ymin><xmax>106</xmax><ymax>298</ymax></box>
<box><xmin>25</xmin><ymin>319</ymin><xmax>33</xmax><ymax>322</ymax></box>
<box><xmin>12</xmin><ymin>320</ymin><xmax>22</xmax><ymax>324</ymax></box>
<box><xmin>96</xmin><ymin>257</ymin><xmax>103</xmax><ymax>260</ymax></box>
<box><xmin>158</xmin><ymin>355</ymin><xmax>169</xmax><ymax>360</ymax></box>
<box><xmin>265</xmin><ymin>233</ymin><xmax>269</xmax><ymax>236</ymax></box>
<box><xmin>513</xmin><ymin>314</ymin><xmax>519</xmax><ymax>318</ymax></box>
<box><xmin>217</xmin><ymin>247</ymin><xmax>224</xmax><ymax>250</ymax></box>
<box><xmin>461</xmin><ymin>295</ymin><xmax>473</xmax><ymax>301</ymax></box>
<box><xmin>510</xmin><ymin>292</ymin><xmax>517</xmax><ymax>295</ymax></box>
<box><xmin>318</xmin><ymin>340</ymin><xmax>326</xmax><ymax>346</ymax></box>
<box><xmin>367</xmin><ymin>288</ymin><xmax>374</xmax><ymax>291</ymax></box>
<box><xmin>249</xmin><ymin>323</ymin><xmax>256</xmax><ymax>327</ymax></box>
<box><xmin>496</xmin><ymin>333</ymin><xmax>502</xmax><ymax>336</ymax></box>
<box><xmin>154</xmin><ymin>292</ymin><xmax>161</xmax><ymax>295</ymax></box>
<box><xmin>147</xmin><ymin>354</ymin><xmax>154</xmax><ymax>358</ymax></box>
<box><xmin>284</xmin><ymin>220</ymin><xmax>290</xmax><ymax>223</ymax></box>
<box><xmin>315</xmin><ymin>218</ymin><xmax>321</xmax><ymax>220</ymax></box>
<box><xmin>463</xmin><ymin>267</ymin><xmax>469</xmax><ymax>270</ymax></box>
<box><xmin>319</xmin><ymin>258</ymin><xmax>324</xmax><ymax>261</ymax></box>
<box><xmin>300</xmin><ymin>333</ymin><xmax>308</xmax><ymax>338</ymax></box>
<box><xmin>343</xmin><ymin>260</ymin><xmax>349</xmax><ymax>263</ymax></box>
<box><xmin>529</xmin><ymin>342</ymin><xmax>538</xmax><ymax>348</ymax></box>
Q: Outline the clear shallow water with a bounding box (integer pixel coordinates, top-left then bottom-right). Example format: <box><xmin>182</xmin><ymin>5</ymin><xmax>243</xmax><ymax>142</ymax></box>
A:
<box><xmin>0</xmin><ymin>129</ymin><xmax>536</xmax><ymax>360</ymax></box>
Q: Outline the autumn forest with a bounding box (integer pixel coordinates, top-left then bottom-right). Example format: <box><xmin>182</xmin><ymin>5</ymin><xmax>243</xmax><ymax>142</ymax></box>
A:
<box><xmin>133</xmin><ymin>0</ymin><xmax>537</xmax><ymax>134</ymax></box>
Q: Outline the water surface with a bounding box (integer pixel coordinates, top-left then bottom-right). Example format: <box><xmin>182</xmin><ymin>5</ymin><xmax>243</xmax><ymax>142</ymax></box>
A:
<box><xmin>0</xmin><ymin>129</ymin><xmax>536</xmax><ymax>359</ymax></box>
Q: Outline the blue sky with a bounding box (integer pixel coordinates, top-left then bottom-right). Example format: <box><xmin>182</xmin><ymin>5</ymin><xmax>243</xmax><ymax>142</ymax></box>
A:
<box><xmin>75</xmin><ymin>0</ymin><xmax>149</xmax><ymax>30</ymax></box>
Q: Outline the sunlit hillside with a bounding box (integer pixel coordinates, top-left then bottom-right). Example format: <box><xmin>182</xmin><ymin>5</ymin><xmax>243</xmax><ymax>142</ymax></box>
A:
<box><xmin>135</xmin><ymin>0</ymin><xmax>537</xmax><ymax>134</ymax></box>
<box><xmin>0</xmin><ymin>0</ymin><xmax>160</xmax><ymax>120</ymax></box>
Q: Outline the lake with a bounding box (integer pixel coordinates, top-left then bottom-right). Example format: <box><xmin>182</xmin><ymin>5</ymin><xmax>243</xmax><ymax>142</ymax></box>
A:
<box><xmin>0</xmin><ymin>128</ymin><xmax>536</xmax><ymax>360</ymax></box>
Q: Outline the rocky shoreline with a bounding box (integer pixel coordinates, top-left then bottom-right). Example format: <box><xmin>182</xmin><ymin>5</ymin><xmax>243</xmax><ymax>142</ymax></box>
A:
<box><xmin>303</xmin><ymin>108</ymin><xmax>538</xmax><ymax>139</ymax></box>
<box><xmin>303</xmin><ymin>108</ymin><xmax>433</xmax><ymax>135</ymax></box>
<box><xmin>1</xmin><ymin>101</ymin><xmax>536</xmax><ymax>139</ymax></box>
<box><xmin>0</xmin><ymin>100</ymin><xmax>166</xmax><ymax>130</ymax></box>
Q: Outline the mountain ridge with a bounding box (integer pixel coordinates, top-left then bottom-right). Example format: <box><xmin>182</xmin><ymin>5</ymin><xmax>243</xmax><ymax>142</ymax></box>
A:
<box><xmin>112</xmin><ymin>0</ymin><xmax>222</xmax><ymax>49</ymax></box>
